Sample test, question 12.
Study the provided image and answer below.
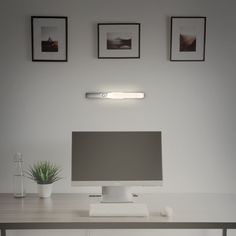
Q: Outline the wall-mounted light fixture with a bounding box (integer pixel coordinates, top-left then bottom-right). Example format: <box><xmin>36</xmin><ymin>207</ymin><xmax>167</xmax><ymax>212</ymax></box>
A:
<box><xmin>85</xmin><ymin>92</ymin><xmax>145</xmax><ymax>99</ymax></box>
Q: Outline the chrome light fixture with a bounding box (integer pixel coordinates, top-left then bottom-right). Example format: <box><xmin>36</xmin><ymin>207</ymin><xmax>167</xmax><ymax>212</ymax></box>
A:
<box><xmin>85</xmin><ymin>92</ymin><xmax>145</xmax><ymax>99</ymax></box>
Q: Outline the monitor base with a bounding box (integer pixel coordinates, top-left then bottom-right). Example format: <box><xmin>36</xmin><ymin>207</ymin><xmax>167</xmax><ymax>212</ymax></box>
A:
<box><xmin>89</xmin><ymin>203</ymin><xmax>149</xmax><ymax>217</ymax></box>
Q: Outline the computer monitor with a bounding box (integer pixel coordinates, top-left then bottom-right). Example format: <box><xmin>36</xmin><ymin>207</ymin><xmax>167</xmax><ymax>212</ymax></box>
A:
<box><xmin>71</xmin><ymin>131</ymin><xmax>163</xmax><ymax>202</ymax></box>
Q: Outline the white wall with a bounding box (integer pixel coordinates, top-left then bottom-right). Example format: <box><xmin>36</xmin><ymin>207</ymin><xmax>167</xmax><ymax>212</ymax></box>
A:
<box><xmin>0</xmin><ymin>0</ymin><xmax>236</xmax><ymax>195</ymax></box>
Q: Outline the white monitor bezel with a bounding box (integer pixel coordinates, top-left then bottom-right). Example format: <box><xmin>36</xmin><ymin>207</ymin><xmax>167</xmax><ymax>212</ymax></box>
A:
<box><xmin>71</xmin><ymin>180</ymin><xmax>163</xmax><ymax>187</ymax></box>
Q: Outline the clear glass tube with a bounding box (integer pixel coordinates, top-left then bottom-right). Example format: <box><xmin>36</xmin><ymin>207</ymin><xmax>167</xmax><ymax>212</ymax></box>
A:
<box><xmin>13</xmin><ymin>153</ymin><xmax>26</xmax><ymax>198</ymax></box>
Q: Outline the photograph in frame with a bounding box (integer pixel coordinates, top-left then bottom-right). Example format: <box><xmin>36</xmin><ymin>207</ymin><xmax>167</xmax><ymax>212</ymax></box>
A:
<box><xmin>98</xmin><ymin>23</ymin><xmax>140</xmax><ymax>59</ymax></box>
<box><xmin>170</xmin><ymin>17</ymin><xmax>206</xmax><ymax>61</ymax></box>
<box><xmin>31</xmin><ymin>16</ymin><xmax>68</xmax><ymax>62</ymax></box>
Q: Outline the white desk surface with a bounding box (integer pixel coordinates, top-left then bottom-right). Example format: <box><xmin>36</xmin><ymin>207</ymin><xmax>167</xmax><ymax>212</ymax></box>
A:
<box><xmin>0</xmin><ymin>193</ymin><xmax>236</xmax><ymax>226</ymax></box>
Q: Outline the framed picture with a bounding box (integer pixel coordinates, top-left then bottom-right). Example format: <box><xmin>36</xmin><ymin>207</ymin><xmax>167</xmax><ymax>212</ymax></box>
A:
<box><xmin>31</xmin><ymin>16</ymin><xmax>68</xmax><ymax>62</ymax></box>
<box><xmin>170</xmin><ymin>17</ymin><xmax>206</xmax><ymax>61</ymax></box>
<box><xmin>97</xmin><ymin>23</ymin><xmax>140</xmax><ymax>59</ymax></box>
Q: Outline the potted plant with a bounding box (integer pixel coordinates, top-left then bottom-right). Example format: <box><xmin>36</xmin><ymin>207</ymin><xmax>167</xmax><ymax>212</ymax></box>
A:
<box><xmin>26</xmin><ymin>161</ymin><xmax>62</xmax><ymax>198</ymax></box>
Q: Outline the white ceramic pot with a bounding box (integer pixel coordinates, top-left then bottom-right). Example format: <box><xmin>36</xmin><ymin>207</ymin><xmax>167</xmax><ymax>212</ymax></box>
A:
<box><xmin>37</xmin><ymin>183</ymin><xmax>53</xmax><ymax>198</ymax></box>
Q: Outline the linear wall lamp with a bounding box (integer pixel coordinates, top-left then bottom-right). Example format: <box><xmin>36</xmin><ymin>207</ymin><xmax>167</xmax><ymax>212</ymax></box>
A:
<box><xmin>85</xmin><ymin>92</ymin><xmax>145</xmax><ymax>99</ymax></box>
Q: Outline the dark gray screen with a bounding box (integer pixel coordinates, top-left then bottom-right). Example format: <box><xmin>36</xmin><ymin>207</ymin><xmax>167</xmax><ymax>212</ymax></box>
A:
<box><xmin>72</xmin><ymin>131</ymin><xmax>162</xmax><ymax>181</ymax></box>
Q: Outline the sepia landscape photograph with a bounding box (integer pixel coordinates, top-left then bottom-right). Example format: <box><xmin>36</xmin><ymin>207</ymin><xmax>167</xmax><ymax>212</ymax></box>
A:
<box><xmin>179</xmin><ymin>34</ymin><xmax>196</xmax><ymax>52</ymax></box>
<box><xmin>41</xmin><ymin>26</ymin><xmax>58</xmax><ymax>52</ymax></box>
<box><xmin>106</xmin><ymin>32</ymin><xmax>132</xmax><ymax>50</ymax></box>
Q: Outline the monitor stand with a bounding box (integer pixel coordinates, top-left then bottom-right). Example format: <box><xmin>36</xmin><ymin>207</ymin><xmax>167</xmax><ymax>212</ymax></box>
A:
<box><xmin>89</xmin><ymin>186</ymin><xmax>149</xmax><ymax>217</ymax></box>
<box><xmin>101</xmin><ymin>186</ymin><xmax>133</xmax><ymax>203</ymax></box>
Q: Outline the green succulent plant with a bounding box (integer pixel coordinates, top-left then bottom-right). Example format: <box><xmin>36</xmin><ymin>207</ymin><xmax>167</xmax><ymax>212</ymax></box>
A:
<box><xmin>26</xmin><ymin>161</ymin><xmax>62</xmax><ymax>184</ymax></box>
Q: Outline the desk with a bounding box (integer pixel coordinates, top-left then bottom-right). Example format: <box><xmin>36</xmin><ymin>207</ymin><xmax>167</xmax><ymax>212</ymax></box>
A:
<box><xmin>0</xmin><ymin>193</ymin><xmax>236</xmax><ymax>236</ymax></box>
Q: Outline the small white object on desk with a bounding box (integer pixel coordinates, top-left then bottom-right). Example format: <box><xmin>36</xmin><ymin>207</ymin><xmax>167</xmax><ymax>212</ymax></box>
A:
<box><xmin>160</xmin><ymin>206</ymin><xmax>174</xmax><ymax>217</ymax></box>
<box><xmin>89</xmin><ymin>203</ymin><xmax>149</xmax><ymax>217</ymax></box>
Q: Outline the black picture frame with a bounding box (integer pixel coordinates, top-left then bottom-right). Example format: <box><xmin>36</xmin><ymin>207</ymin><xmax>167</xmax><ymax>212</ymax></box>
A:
<box><xmin>97</xmin><ymin>23</ymin><xmax>141</xmax><ymax>59</ymax></box>
<box><xmin>170</xmin><ymin>17</ymin><xmax>206</xmax><ymax>61</ymax></box>
<box><xmin>31</xmin><ymin>16</ymin><xmax>68</xmax><ymax>62</ymax></box>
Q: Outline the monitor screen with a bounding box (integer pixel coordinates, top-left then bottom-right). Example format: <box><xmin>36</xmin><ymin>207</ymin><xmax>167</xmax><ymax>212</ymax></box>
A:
<box><xmin>71</xmin><ymin>131</ymin><xmax>162</xmax><ymax>186</ymax></box>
